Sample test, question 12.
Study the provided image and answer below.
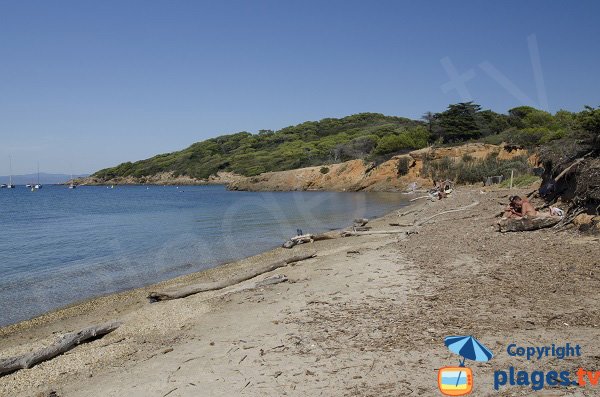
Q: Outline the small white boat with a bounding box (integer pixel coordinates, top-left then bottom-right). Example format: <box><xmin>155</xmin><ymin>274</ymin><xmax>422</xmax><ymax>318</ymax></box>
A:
<box><xmin>25</xmin><ymin>184</ymin><xmax>32</xmax><ymax>188</ymax></box>
<box><xmin>68</xmin><ymin>171</ymin><xmax>77</xmax><ymax>189</ymax></box>
<box><xmin>0</xmin><ymin>184</ymin><xmax>6</xmax><ymax>188</ymax></box>
<box><xmin>34</xmin><ymin>162</ymin><xmax>42</xmax><ymax>189</ymax></box>
<box><xmin>5</xmin><ymin>156</ymin><xmax>15</xmax><ymax>188</ymax></box>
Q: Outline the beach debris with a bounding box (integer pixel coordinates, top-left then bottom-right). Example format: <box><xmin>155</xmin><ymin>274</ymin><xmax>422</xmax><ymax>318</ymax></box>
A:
<box><xmin>0</xmin><ymin>321</ymin><xmax>121</xmax><ymax>377</ymax></box>
<box><xmin>148</xmin><ymin>252</ymin><xmax>316</xmax><ymax>302</ymax></box>
<box><xmin>416</xmin><ymin>201</ymin><xmax>480</xmax><ymax>226</ymax></box>
<box><xmin>162</xmin><ymin>388</ymin><xmax>178</xmax><ymax>397</ymax></box>
<box><xmin>497</xmin><ymin>216</ymin><xmax>561</xmax><ymax>232</ymax></box>
<box><xmin>398</xmin><ymin>208</ymin><xmax>418</xmax><ymax>217</ymax></box>
<box><xmin>282</xmin><ymin>234</ymin><xmax>314</xmax><ymax>248</ymax></box>
<box><xmin>353</xmin><ymin>218</ymin><xmax>369</xmax><ymax>227</ymax></box>
<box><xmin>282</xmin><ymin>233</ymin><xmax>336</xmax><ymax>248</ymax></box>
<box><xmin>257</xmin><ymin>274</ymin><xmax>288</xmax><ymax>286</ymax></box>
<box><xmin>410</xmin><ymin>195</ymin><xmax>433</xmax><ymax>202</ymax></box>
<box><xmin>341</xmin><ymin>229</ymin><xmax>409</xmax><ymax>237</ymax></box>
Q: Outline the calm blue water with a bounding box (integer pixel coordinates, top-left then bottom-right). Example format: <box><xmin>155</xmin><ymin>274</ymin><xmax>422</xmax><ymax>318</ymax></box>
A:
<box><xmin>0</xmin><ymin>185</ymin><xmax>406</xmax><ymax>327</ymax></box>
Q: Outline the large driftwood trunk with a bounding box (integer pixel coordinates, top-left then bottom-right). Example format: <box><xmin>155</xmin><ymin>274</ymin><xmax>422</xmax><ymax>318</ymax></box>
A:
<box><xmin>416</xmin><ymin>201</ymin><xmax>480</xmax><ymax>226</ymax></box>
<box><xmin>0</xmin><ymin>321</ymin><xmax>121</xmax><ymax>376</ymax></box>
<box><xmin>148</xmin><ymin>252</ymin><xmax>316</xmax><ymax>302</ymax></box>
<box><xmin>497</xmin><ymin>216</ymin><xmax>561</xmax><ymax>232</ymax></box>
<box><xmin>341</xmin><ymin>230</ymin><xmax>407</xmax><ymax>237</ymax></box>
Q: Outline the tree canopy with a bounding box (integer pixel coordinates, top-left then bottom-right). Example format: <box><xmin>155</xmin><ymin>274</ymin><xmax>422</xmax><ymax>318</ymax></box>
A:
<box><xmin>93</xmin><ymin>104</ymin><xmax>598</xmax><ymax>181</ymax></box>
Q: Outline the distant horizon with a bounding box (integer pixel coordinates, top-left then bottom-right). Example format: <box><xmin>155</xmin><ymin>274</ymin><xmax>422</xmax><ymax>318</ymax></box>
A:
<box><xmin>0</xmin><ymin>172</ymin><xmax>89</xmax><ymax>185</ymax></box>
<box><xmin>1</xmin><ymin>1</ymin><xmax>598</xmax><ymax>175</ymax></box>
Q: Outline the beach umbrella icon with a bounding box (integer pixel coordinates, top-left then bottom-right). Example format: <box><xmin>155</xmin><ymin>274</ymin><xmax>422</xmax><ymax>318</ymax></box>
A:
<box><xmin>442</xmin><ymin>335</ymin><xmax>493</xmax><ymax>391</ymax></box>
<box><xmin>444</xmin><ymin>335</ymin><xmax>493</xmax><ymax>365</ymax></box>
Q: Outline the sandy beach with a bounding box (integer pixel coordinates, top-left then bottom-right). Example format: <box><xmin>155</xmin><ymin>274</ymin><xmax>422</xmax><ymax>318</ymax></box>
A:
<box><xmin>1</xmin><ymin>187</ymin><xmax>599</xmax><ymax>397</ymax></box>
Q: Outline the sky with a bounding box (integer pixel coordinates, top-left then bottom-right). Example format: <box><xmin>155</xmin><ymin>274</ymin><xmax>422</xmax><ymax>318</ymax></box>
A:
<box><xmin>1</xmin><ymin>0</ymin><xmax>599</xmax><ymax>175</ymax></box>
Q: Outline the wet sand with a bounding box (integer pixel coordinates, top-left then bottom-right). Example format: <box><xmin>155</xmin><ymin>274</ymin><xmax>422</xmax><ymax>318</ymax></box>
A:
<box><xmin>1</xmin><ymin>187</ymin><xmax>598</xmax><ymax>396</ymax></box>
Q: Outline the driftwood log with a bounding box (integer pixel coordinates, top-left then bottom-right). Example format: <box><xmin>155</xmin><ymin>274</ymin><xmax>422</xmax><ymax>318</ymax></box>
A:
<box><xmin>497</xmin><ymin>216</ymin><xmax>561</xmax><ymax>232</ymax></box>
<box><xmin>416</xmin><ymin>201</ymin><xmax>480</xmax><ymax>226</ymax></box>
<box><xmin>0</xmin><ymin>321</ymin><xmax>121</xmax><ymax>376</ymax></box>
<box><xmin>148</xmin><ymin>252</ymin><xmax>316</xmax><ymax>302</ymax></box>
<box><xmin>282</xmin><ymin>234</ymin><xmax>314</xmax><ymax>248</ymax></box>
<box><xmin>282</xmin><ymin>233</ymin><xmax>335</xmax><ymax>248</ymax></box>
<box><xmin>341</xmin><ymin>229</ymin><xmax>408</xmax><ymax>237</ymax></box>
<box><xmin>225</xmin><ymin>274</ymin><xmax>288</xmax><ymax>295</ymax></box>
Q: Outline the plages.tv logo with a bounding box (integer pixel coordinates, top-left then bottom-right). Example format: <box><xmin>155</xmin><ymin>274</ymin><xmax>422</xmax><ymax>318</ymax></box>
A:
<box><xmin>438</xmin><ymin>335</ymin><xmax>494</xmax><ymax>396</ymax></box>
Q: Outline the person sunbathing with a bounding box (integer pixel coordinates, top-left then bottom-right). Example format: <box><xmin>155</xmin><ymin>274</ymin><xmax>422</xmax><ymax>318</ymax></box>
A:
<box><xmin>504</xmin><ymin>195</ymin><xmax>537</xmax><ymax>218</ymax></box>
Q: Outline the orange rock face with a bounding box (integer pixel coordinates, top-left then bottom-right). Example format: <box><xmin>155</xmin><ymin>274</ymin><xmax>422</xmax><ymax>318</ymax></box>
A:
<box><xmin>229</xmin><ymin>143</ymin><xmax>528</xmax><ymax>192</ymax></box>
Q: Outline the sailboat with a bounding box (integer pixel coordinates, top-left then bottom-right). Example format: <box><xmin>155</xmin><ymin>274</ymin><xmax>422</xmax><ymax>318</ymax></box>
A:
<box><xmin>0</xmin><ymin>156</ymin><xmax>15</xmax><ymax>189</ymax></box>
<box><xmin>68</xmin><ymin>171</ymin><xmax>77</xmax><ymax>189</ymax></box>
<box><xmin>5</xmin><ymin>156</ymin><xmax>15</xmax><ymax>188</ymax></box>
<box><xmin>34</xmin><ymin>163</ymin><xmax>42</xmax><ymax>189</ymax></box>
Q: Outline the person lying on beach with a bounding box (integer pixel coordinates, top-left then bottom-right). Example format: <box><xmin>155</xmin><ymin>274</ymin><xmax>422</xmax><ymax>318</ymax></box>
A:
<box><xmin>503</xmin><ymin>195</ymin><xmax>537</xmax><ymax>218</ymax></box>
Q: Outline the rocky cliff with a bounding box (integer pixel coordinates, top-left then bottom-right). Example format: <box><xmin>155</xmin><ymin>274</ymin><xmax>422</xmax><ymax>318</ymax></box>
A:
<box><xmin>79</xmin><ymin>143</ymin><xmax>529</xmax><ymax>191</ymax></box>
<box><xmin>229</xmin><ymin>143</ymin><xmax>530</xmax><ymax>192</ymax></box>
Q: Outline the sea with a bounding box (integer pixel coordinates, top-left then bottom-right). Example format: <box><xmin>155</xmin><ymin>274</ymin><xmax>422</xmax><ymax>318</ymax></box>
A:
<box><xmin>0</xmin><ymin>184</ymin><xmax>407</xmax><ymax>327</ymax></box>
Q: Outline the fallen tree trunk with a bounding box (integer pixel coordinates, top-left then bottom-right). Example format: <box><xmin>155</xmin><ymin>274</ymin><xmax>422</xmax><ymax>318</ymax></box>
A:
<box><xmin>416</xmin><ymin>201</ymin><xmax>480</xmax><ymax>226</ymax></box>
<box><xmin>282</xmin><ymin>234</ymin><xmax>314</xmax><ymax>248</ymax></box>
<box><xmin>0</xmin><ymin>321</ymin><xmax>121</xmax><ymax>377</ymax></box>
<box><xmin>313</xmin><ymin>233</ymin><xmax>336</xmax><ymax>242</ymax></box>
<box><xmin>282</xmin><ymin>233</ymin><xmax>335</xmax><ymax>248</ymax></box>
<box><xmin>148</xmin><ymin>252</ymin><xmax>316</xmax><ymax>302</ymax></box>
<box><xmin>341</xmin><ymin>230</ymin><xmax>408</xmax><ymax>237</ymax></box>
<box><xmin>553</xmin><ymin>152</ymin><xmax>593</xmax><ymax>183</ymax></box>
<box><xmin>497</xmin><ymin>216</ymin><xmax>561</xmax><ymax>232</ymax></box>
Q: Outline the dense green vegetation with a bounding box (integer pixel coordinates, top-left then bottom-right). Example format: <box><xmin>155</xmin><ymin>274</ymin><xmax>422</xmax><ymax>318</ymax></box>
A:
<box><xmin>93</xmin><ymin>104</ymin><xmax>600</xmax><ymax>180</ymax></box>
<box><xmin>422</xmin><ymin>153</ymin><xmax>533</xmax><ymax>185</ymax></box>
<box><xmin>94</xmin><ymin>113</ymin><xmax>425</xmax><ymax>179</ymax></box>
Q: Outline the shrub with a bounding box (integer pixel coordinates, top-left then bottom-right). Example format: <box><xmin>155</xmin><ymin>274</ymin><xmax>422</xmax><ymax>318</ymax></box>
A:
<box><xmin>397</xmin><ymin>157</ymin><xmax>410</xmax><ymax>175</ymax></box>
<box><xmin>423</xmin><ymin>154</ymin><xmax>532</xmax><ymax>184</ymax></box>
<box><xmin>498</xmin><ymin>174</ymin><xmax>540</xmax><ymax>188</ymax></box>
<box><xmin>320</xmin><ymin>166</ymin><xmax>330</xmax><ymax>174</ymax></box>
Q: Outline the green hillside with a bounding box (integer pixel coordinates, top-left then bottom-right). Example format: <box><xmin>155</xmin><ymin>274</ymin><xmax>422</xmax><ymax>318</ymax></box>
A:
<box><xmin>93</xmin><ymin>113</ymin><xmax>426</xmax><ymax>179</ymax></box>
<box><xmin>92</xmin><ymin>104</ymin><xmax>599</xmax><ymax>180</ymax></box>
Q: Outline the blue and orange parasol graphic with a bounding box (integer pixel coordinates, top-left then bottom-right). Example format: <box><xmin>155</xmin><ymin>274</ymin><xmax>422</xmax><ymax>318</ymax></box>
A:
<box><xmin>437</xmin><ymin>336</ymin><xmax>493</xmax><ymax>396</ymax></box>
<box><xmin>444</xmin><ymin>335</ymin><xmax>494</xmax><ymax>366</ymax></box>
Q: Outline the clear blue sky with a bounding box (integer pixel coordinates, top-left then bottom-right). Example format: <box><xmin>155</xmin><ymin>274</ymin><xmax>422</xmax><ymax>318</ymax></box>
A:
<box><xmin>1</xmin><ymin>0</ymin><xmax>598</xmax><ymax>174</ymax></box>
